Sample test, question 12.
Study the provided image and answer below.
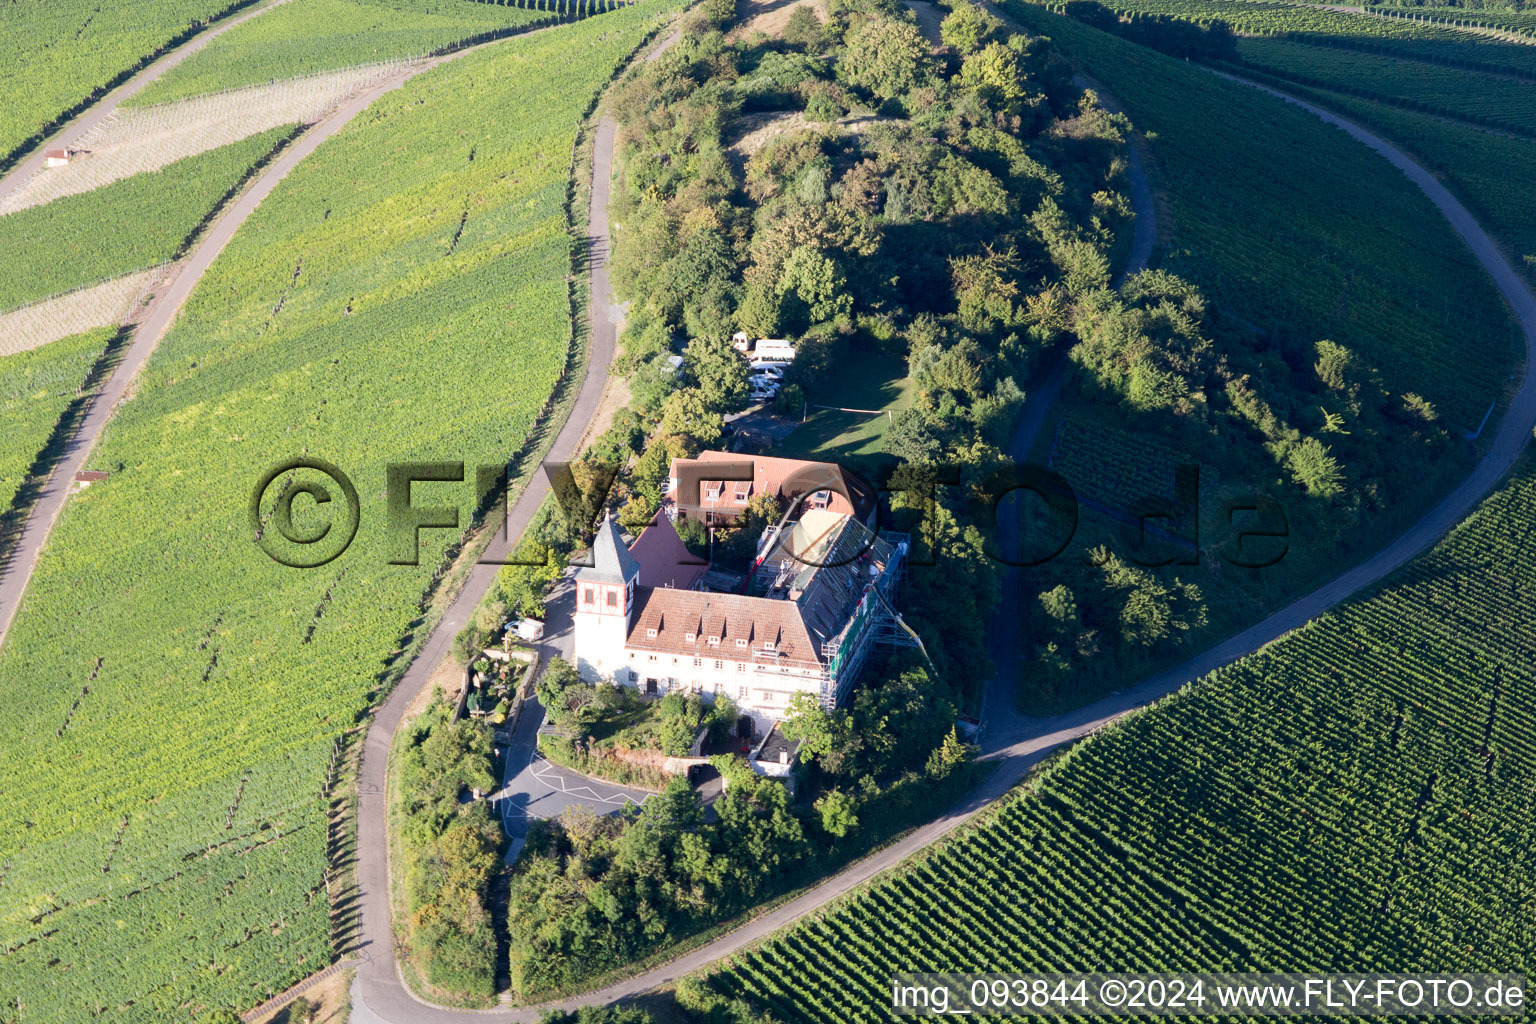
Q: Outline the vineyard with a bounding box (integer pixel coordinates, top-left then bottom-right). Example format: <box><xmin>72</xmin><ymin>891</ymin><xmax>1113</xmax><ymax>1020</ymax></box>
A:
<box><xmin>0</xmin><ymin>126</ymin><xmax>296</xmax><ymax>310</ymax></box>
<box><xmin>0</xmin><ymin>3</ymin><xmax>677</xmax><ymax>1020</ymax></box>
<box><xmin>1037</xmin><ymin>0</ymin><xmax>1536</xmax><ymax>73</ymax></box>
<box><xmin>2</xmin><ymin>68</ymin><xmax>389</xmax><ymax>213</ymax></box>
<box><xmin>0</xmin><ymin>0</ymin><xmax>251</xmax><ymax>168</ymax></box>
<box><xmin>1236</xmin><ymin>36</ymin><xmax>1536</xmax><ymax>135</ymax></box>
<box><xmin>706</xmin><ymin>460</ymin><xmax>1536</xmax><ymax>1021</ymax></box>
<box><xmin>1005</xmin><ymin>0</ymin><xmax>1517</xmax><ymax>430</ymax></box>
<box><xmin>1255</xmin><ymin>83</ymin><xmax>1536</xmax><ymax>282</ymax></box>
<box><xmin>125</xmin><ymin>0</ymin><xmax>549</xmax><ymax>107</ymax></box>
<box><xmin>0</xmin><ymin>328</ymin><xmax>117</xmax><ymax>517</ymax></box>
<box><xmin>1363</xmin><ymin>2</ymin><xmax>1536</xmax><ymax>36</ymax></box>
<box><xmin>0</xmin><ymin>270</ymin><xmax>158</xmax><ymax>358</ymax></box>
<box><xmin>1045</xmin><ymin>413</ymin><xmax>1208</xmax><ymax>514</ymax></box>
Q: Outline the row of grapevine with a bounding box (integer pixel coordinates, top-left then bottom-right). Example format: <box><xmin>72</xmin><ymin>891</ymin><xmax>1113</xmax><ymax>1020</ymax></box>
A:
<box><xmin>0</xmin><ymin>0</ymin><xmax>255</xmax><ymax>169</ymax></box>
<box><xmin>1031</xmin><ymin>0</ymin><xmax>1536</xmax><ymax>74</ymax></box>
<box><xmin>0</xmin><ymin>4</ymin><xmax>682</xmax><ymax>1021</ymax></box>
<box><xmin>0</xmin><ymin>127</ymin><xmax>296</xmax><ymax>309</ymax></box>
<box><xmin>1045</xmin><ymin>413</ymin><xmax>1213</xmax><ymax>515</ymax></box>
<box><xmin>1234</xmin><ymin>36</ymin><xmax>1536</xmax><ymax>137</ymax></box>
<box><xmin>0</xmin><ymin>329</ymin><xmax>118</xmax><ymax>517</ymax></box>
<box><xmin>709</xmin><ymin>462</ymin><xmax>1536</xmax><ymax>1021</ymax></box>
<box><xmin>124</xmin><ymin>0</ymin><xmax>603</xmax><ymax>108</ymax></box>
<box><xmin>1362</xmin><ymin>2</ymin><xmax>1536</xmax><ymax>40</ymax></box>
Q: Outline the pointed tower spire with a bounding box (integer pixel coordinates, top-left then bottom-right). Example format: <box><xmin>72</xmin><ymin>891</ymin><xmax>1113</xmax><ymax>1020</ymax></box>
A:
<box><xmin>578</xmin><ymin>511</ymin><xmax>639</xmax><ymax>585</ymax></box>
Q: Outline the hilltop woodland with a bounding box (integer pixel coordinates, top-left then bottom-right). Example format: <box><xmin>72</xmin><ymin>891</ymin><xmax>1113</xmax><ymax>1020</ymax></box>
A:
<box><xmin>494</xmin><ymin>0</ymin><xmax>1477</xmax><ymax>992</ymax></box>
<box><xmin>585</xmin><ymin>0</ymin><xmax>1468</xmax><ymax>710</ymax></box>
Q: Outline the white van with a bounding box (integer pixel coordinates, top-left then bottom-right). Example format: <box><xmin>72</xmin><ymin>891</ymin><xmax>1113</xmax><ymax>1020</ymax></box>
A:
<box><xmin>513</xmin><ymin>618</ymin><xmax>545</xmax><ymax>642</ymax></box>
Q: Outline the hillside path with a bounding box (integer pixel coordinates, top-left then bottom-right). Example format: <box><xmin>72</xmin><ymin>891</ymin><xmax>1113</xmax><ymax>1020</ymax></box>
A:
<box><xmin>353</xmin><ymin>53</ymin><xmax>1536</xmax><ymax>1024</ymax></box>
<box><xmin>346</xmin><ymin>26</ymin><xmax>686</xmax><ymax>1024</ymax></box>
<box><xmin>0</xmin><ymin>0</ymin><xmax>291</xmax><ymax>200</ymax></box>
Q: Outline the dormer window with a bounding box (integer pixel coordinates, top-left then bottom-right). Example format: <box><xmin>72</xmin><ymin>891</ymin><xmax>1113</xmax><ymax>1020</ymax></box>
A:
<box><xmin>761</xmin><ymin>641</ymin><xmax>775</xmax><ymax>653</ymax></box>
<box><xmin>705</xmin><ymin>487</ymin><xmax>720</xmax><ymax>500</ymax></box>
<box><xmin>735</xmin><ymin>638</ymin><xmax>748</xmax><ymax>648</ymax></box>
<box><xmin>684</xmin><ymin>632</ymin><xmax>696</xmax><ymax>643</ymax></box>
<box><xmin>646</xmin><ymin>628</ymin><xmax>658</xmax><ymax>638</ymax></box>
<box><xmin>707</xmin><ymin>636</ymin><xmax>720</xmax><ymax>647</ymax></box>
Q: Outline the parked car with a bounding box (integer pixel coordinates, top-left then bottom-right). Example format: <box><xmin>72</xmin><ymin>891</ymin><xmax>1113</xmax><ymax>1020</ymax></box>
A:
<box><xmin>513</xmin><ymin>617</ymin><xmax>545</xmax><ymax>641</ymax></box>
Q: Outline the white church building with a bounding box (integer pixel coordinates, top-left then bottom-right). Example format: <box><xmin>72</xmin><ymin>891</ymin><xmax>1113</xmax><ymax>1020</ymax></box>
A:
<box><xmin>572</xmin><ymin>505</ymin><xmax>905</xmax><ymax>730</ymax></box>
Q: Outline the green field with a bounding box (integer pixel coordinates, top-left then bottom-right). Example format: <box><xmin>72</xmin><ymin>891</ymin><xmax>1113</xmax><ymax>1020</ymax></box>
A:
<box><xmin>0</xmin><ymin>127</ymin><xmax>296</xmax><ymax>311</ymax></box>
<box><xmin>1237</xmin><ymin>35</ymin><xmax>1536</xmax><ymax>135</ymax></box>
<box><xmin>1006</xmin><ymin>0</ymin><xmax>1518</xmax><ymax>430</ymax></box>
<box><xmin>1046</xmin><ymin>0</ymin><xmax>1536</xmax><ymax>75</ymax></box>
<box><xmin>1365</xmin><ymin>2</ymin><xmax>1536</xmax><ymax>34</ymax></box>
<box><xmin>706</xmin><ymin>459</ymin><xmax>1536</xmax><ymax>1020</ymax></box>
<box><xmin>1045</xmin><ymin>411</ymin><xmax>1208</xmax><ymax>511</ymax></box>
<box><xmin>0</xmin><ymin>0</ymin><xmax>247</xmax><ymax>166</ymax></box>
<box><xmin>775</xmin><ymin>347</ymin><xmax>913</xmax><ymax>473</ymax></box>
<box><xmin>127</xmin><ymin>0</ymin><xmax>549</xmax><ymax>107</ymax></box>
<box><xmin>0</xmin><ymin>329</ymin><xmax>117</xmax><ymax>517</ymax></box>
<box><xmin>0</xmin><ymin>4</ymin><xmax>678</xmax><ymax>1020</ymax></box>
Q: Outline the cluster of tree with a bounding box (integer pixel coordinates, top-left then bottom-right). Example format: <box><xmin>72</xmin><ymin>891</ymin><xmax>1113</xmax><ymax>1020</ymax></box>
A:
<box><xmin>507</xmin><ymin>763</ymin><xmax>813</xmax><ymax>994</ymax></box>
<box><xmin>590</xmin><ymin>0</ymin><xmax>1132</xmax><ymax>666</ymax></box>
<box><xmin>538</xmin><ymin>657</ymin><xmax>739</xmax><ymax>755</ymax></box>
<box><xmin>395</xmin><ymin>694</ymin><xmax>502</xmax><ymax>1000</ymax></box>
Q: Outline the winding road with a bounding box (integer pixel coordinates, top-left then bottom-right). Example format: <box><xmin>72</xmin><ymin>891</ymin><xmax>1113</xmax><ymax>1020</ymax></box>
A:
<box><xmin>8</xmin><ymin>1</ymin><xmax>1534</xmax><ymax>1019</ymax></box>
<box><xmin>353</xmin><ymin>12</ymin><xmax>1536</xmax><ymax>1024</ymax></box>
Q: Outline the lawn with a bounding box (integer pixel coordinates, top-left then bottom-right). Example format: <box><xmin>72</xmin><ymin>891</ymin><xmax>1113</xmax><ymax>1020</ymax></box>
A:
<box><xmin>775</xmin><ymin>346</ymin><xmax>912</xmax><ymax>475</ymax></box>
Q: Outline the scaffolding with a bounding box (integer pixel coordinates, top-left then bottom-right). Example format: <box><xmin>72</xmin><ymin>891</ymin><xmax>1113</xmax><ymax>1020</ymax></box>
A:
<box><xmin>817</xmin><ymin>532</ymin><xmax>918</xmax><ymax>707</ymax></box>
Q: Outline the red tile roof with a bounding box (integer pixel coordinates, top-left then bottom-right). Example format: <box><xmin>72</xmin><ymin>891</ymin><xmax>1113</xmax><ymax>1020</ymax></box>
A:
<box><xmin>668</xmin><ymin>451</ymin><xmax>876</xmax><ymax>522</ymax></box>
<box><xmin>628</xmin><ymin>513</ymin><xmax>708</xmax><ymax>591</ymax></box>
<box><xmin>626</xmin><ymin>587</ymin><xmax>823</xmax><ymax>670</ymax></box>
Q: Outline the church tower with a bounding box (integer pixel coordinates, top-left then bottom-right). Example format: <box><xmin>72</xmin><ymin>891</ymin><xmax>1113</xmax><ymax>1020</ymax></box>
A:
<box><xmin>572</xmin><ymin>513</ymin><xmax>639</xmax><ymax>682</ymax></box>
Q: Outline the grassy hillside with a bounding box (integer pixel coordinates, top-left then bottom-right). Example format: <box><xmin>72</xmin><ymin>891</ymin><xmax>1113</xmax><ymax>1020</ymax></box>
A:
<box><xmin>0</xmin><ymin>0</ymin><xmax>248</xmax><ymax>166</ymax></box>
<box><xmin>705</xmin><ymin>458</ymin><xmax>1536</xmax><ymax>1019</ymax></box>
<box><xmin>0</xmin><ymin>126</ymin><xmax>297</xmax><ymax>310</ymax></box>
<box><xmin>0</xmin><ymin>329</ymin><xmax>117</xmax><ymax>517</ymax></box>
<box><xmin>1006</xmin><ymin>0</ymin><xmax>1518</xmax><ymax>430</ymax></box>
<box><xmin>0</xmin><ymin>4</ymin><xmax>678</xmax><ymax>1020</ymax></box>
<box><xmin>127</xmin><ymin>0</ymin><xmax>549</xmax><ymax>106</ymax></box>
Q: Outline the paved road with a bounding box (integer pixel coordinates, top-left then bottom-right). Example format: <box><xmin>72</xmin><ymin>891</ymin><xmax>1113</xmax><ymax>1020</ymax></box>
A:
<box><xmin>490</xmin><ymin>576</ymin><xmax>654</xmax><ymax>842</ymax></box>
<box><xmin>0</xmin><ymin>0</ymin><xmax>290</xmax><ymax>201</ymax></box>
<box><xmin>354</xmin><ymin>66</ymin><xmax>1536</xmax><ymax>1024</ymax></box>
<box><xmin>349</xmin><ymin>26</ymin><xmax>685</xmax><ymax>1024</ymax></box>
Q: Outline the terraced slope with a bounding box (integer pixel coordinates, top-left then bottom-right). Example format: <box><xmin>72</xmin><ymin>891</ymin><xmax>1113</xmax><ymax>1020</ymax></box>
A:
<box><xmin>0</xmin><ymin>0</ymin><xmax>252</xmax><ymax>165</ymax></box>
